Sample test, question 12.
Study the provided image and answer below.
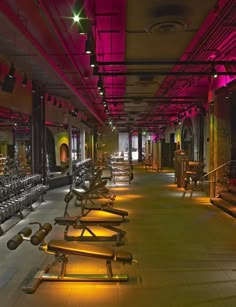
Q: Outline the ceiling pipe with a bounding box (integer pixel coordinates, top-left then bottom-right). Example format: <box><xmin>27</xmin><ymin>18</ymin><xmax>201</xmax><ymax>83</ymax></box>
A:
<box><xmin>97</xmin><ymin>71</ymin><xmax>236</xmax><ymax>76</ymax></box>
<box><xmin>0</xmin><ymin>1</ymin><xmax>104</xmax><ymax>125</ymax></box>
<box><xmin>158</xmin><ymin>0</ymin><xmax>235</xmax><ymax>97</ymax></box>
<box><xmin>105</xmin><ymin>96</ymin><xmax>205</xmax><ymax>100</ymax></box>
<box><xmin>112</xmin><ymin>113</ymin><xmax>181</xmax><ymax>117</ymax></box>
<box><xmin>108</xmin><ymin>101</ymin><xmax>203</xmax><ymax>105</ymax></box>
<box><xmin>97</xmin><ymin>60</ymin><xmax>236</xmax><ymax>66</ymax></box>
<box><xmin>186</xmin><ymin>1</ymin><xmax>235</xmax><ymax>64</ymax></box>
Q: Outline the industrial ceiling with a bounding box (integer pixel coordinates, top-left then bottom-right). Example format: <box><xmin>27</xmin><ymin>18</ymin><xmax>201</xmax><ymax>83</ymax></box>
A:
<box><xmin>0</xmin><ymin>0</ymin><xmax>235</xmax><ymax>133</ymax></box>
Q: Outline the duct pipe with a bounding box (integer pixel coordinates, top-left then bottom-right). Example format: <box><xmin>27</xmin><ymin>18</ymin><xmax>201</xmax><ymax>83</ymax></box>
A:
<box><xmin>158</xmin><ymin>0</ymin><xmax>235</xmax><ymax>97</ymax></box>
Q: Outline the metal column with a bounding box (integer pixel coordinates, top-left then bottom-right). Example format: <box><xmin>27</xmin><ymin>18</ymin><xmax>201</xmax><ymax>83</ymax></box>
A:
<box><xmin>31</xmin><ymin>86</ymin><xmax>46</xmax><ymax>179</ymax></box>
<box><xmin>138</xmin><ymin>132</ymin><xmax>143</xmax><ymax>162</ymax></box>
<box><xmin>80</xmin><ymin>129</ymin><xmax>85</xmax><ymax>161</ymax></box>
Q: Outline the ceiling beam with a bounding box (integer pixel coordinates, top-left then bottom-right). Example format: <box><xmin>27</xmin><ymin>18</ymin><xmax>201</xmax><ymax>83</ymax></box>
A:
<box><xmin>97</xmin><ymin>60</ymin><xmax>236</xmax><ymax>66</ymax></box>
<box><xmin>105</xmin><ymin>95</ymin><xmax>205</xmax><ymax>100</ymax></box>
<box><xmin>97</xmin><ymin>71</ymin><xmax>236</xmax><ymax>76</ymax></box>
<box><xmin>108</xmin><ymin>101</ymin><xmax>202</xmax><ymax>105</ymax></box>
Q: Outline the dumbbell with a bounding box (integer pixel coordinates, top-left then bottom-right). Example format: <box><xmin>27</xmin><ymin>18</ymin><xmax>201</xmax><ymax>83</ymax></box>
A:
<box><xmin>7</xmin><ymin>227</ymin><xmax>32</xmax><ymax>250</ymax></box>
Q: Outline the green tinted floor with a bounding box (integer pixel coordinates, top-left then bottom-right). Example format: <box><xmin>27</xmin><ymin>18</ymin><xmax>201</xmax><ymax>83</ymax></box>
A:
<box><xmin>1</xmin><ymin>166</ymin><xmax>236</xmax><ymax>307</ymax></box>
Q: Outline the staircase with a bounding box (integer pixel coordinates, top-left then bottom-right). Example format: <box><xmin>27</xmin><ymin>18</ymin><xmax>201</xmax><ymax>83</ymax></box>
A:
<box><xmin>199</xmin><ymin>160</ymin><xmax>236</xmax><ymax>218</ymax></box>
<box><xmin>211</xmin><ymin>186</ymin><xmax>236</xmax><ymax>218</ymax></box>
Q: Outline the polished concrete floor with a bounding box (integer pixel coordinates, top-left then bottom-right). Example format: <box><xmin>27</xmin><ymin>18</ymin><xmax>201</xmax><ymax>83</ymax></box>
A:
<box><xmin>1</xmin><ymin>165</ymin><xmax>236</xmax><ymax>306</ymax></box>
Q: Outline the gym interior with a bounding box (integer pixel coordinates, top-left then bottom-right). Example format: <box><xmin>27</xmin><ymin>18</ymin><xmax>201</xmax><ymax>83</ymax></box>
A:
<box><xmin>1</xmin><ymin>1</ymin><xmax>236</xmax><ymax>306</ymax></box>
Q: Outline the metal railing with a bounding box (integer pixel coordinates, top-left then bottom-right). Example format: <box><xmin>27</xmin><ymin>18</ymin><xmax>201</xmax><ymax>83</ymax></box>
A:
<box><xmin>200</xmin><ymin>160</ymin><xmax>236</xmax><ymax>198</ymax></box>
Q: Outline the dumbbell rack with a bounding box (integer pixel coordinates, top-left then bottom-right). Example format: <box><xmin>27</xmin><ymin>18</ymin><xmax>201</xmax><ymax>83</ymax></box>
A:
<box><xmin>73</xmin><ymin>158</ymin><xmax>95</xmax><ymax>187</ymax></box>
<box><xmin>0</xmin><ymin>155</ymin><xmax>7</xmax><ymax>175</ymax></box>
<box><xmin>0</xmin><ymin>174</ymin><xmax>47</xmax><ymax>236</ymax></box>
<box><xmin>108</xmin><ymin>160</ymin><xmax>133</xmax><ymax>185</ymax></box>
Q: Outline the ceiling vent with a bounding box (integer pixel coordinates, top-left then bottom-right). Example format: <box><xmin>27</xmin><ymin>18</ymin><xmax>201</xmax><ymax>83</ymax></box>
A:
<box><xmin>148</xmin><ymin>4</ymin><xmax>190</xmax><ymax>33</ymax></box>
<box><xmin>148</xmin><ymin>16</ymin><xmax>188</xmax><ymax>33</ymax></box>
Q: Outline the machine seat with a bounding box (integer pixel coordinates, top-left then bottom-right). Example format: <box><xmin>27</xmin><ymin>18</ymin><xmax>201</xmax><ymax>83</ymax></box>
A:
<box><xmin>84</xmin><ymin>205</ymin><xmax>128</xmax><ymax>217</ymax></box>
<box><xmin>54</xmin><ymin>216</ymin><xmax>78</xmax><ymax>225</ymax></box>
<box><xmin>79</xmin><ymin>215</ymin><xmax>123</xmax><ymax>224</ymax></box>
<box><xmin>47</xmin><ymin>240</ymin><xmax>132</xmax><ymax>263</ymax></box>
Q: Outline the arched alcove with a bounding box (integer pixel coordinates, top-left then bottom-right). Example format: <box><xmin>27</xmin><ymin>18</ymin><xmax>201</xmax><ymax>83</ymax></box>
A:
<box><xmin>181</xmin><ymin>118</ymin><xmax>194</xmax><ymax>160</ymax></box>
<box><xmin>60</xmin><ymin>143</ymin><xmax>69</xmax><ymax>162</ymax></box>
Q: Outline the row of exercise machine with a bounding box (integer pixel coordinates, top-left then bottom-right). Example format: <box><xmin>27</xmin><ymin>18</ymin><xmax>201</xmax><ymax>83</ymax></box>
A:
<box><xmin>6</xmin><ymin>160</ymin><xmax>136</xmax><ymax>294</ymax></box>
<box><xmin>106</xmin><ymin>156</ymin><xmax>134</xmax><ymax>185</ymax></box>
<box><xmin>55</xmin><ymin>167</ymin><xmax>128</xmax><ymax>244</ymax></box>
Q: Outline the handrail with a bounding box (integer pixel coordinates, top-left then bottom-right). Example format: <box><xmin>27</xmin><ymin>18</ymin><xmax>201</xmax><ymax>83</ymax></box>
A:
<box><xmin>200</xmin><ymin>160</ymin><xmax>236</xmax><ymax>181</ymax></box>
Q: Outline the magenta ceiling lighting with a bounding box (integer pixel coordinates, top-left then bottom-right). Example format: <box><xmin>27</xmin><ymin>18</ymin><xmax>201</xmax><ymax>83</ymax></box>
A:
<box><xmin>85</xmin><ymin>0</ymin><xmax>127</xmax><ymax>113</ymax></box>
<box><xmin>156</xmin><ymin>0</ymin><xmax>236</xmax><ymax>99</ymax></box>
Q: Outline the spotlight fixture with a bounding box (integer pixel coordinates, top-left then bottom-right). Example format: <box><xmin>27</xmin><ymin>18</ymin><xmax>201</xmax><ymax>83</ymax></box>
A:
<box><xmin>40</xmin><ymin>89</ymin><xmax>44</xmax><ymax>99</ymax></box>
<box><xmin>85</xmin><ymin>27</ymin><xmax>95</xmax><ymax>54</ymax></box>
<box><xmin>85</xmin><ymin>38</ymin><xmax>92</xmax><ymax>54</ymax></box>
<box><xmin>22</xmin><ymin>73</ymin><xmax>28</xmax><ymax>87</ymax></box>
<box><xmin>71</xmin><ymin>108</ymin><xmax>79</xmax><ymax>117</ymax></box>
<box><xmin>99</xmin><ymin>86</ymin><xmax>104</xmax><ymax>96</ymax></box>
<box><xmin>97</xmin><ymin>77</ymin><xmax>103</xmax><ymax>89</ymax></box>
<box><xmin>90</xmin><ymin>54</ymin><xmax>96</xmax><ymax>68</ymax></box>
<box><xmin>211</xmin><ymin>65</ymin><xmax>218</xmax><ymax>78</ymax></box>
<box><xmin>58</xmin><ymin>101</ymin><xmax>62</xmax><ymax>109</ymax></box>
<box><xmin>53</xmin><ymin>97</ymin><xmax>57</xmax><ymax>106</ymax></box>
<box><xmin>2</xmin><ymin>63</ymin><xmax>16</xmax><ymax>93</ymax></box>
<box><xmin>8</xmin><ymin>64</ymin><xmax>15</xmax><ymax>78</ymax></box>
<box><xmin>31</xmin><ymin>81</ymin><xmax>37</xmax><ymax>93</ymax></box>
